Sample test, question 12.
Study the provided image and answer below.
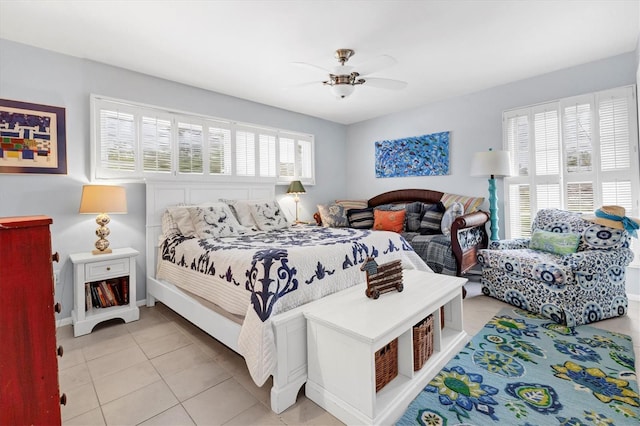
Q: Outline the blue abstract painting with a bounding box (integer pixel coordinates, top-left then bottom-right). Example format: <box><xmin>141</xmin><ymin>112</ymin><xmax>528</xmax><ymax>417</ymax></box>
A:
<box><xmin>375</xmin><ymin>131</ymin><xmax>450</xmax><ymax>178</ymax></box>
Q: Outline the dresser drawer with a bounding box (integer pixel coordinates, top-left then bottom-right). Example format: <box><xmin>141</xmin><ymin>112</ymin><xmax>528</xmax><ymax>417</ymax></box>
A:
<box><xmin>85</xmin><ymin>258</ymin><xmax>129</xmax><ymax>281</ymax></box>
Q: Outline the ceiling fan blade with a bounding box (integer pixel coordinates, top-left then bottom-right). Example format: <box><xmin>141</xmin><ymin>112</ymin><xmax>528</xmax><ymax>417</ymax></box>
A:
<box><xmin>291</xmin><ymin>62</ymin><xmax>331</xmax><ymax>74</ymax></box>
<box><xmin>356</xmin><ymin>55</ymin><xmax>397</xmax><ymax>76</ymax></box>
<box><xmin>283</xmin><ymin>80</ymin><xmax>321</xmax><ymax>90</ymax></box>
<box><xmin>364</xmin><ymin>77</ymin><xmax>407</xmax><ymax>90</ymax></box>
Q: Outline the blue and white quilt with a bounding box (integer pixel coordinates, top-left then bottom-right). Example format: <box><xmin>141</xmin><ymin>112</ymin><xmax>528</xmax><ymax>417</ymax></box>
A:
<box><xmin>157</xmin><ymin>226</ymin><xmax>432</xmax><ymax>385</ymax></box>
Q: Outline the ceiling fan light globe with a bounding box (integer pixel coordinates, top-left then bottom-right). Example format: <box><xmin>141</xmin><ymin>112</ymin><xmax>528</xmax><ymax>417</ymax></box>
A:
<box><xmin>331</xmin><ymin>84</ymin><xmax>355</xmax><ymax>99</ymax></box>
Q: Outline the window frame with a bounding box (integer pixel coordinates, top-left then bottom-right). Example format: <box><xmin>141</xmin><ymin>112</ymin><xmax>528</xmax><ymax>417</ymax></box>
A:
<box><xmin>90</xmin><ymin>94</ymin><xmax>315</xmax><ymax>185</ymax></box>
<box><xmin>503</xmin><ymin>85</ymin><xmax>640</xmax><ymax>240</ymax></box>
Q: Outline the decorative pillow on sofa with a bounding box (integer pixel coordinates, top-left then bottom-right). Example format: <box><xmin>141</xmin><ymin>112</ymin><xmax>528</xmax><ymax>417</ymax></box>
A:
<box><xmin>188</xmin><ymin>204</ymin><xmax>246</xmax><ymax>238</ymax></box>
<box><xmin>529</xmin><ymin>229</ymin><xmax>581</xmax><ymax>256</ymax></box>
<box><xmin>441</xmin><ymin>193</ymin><xmax>484</xmax><ymax>213</ymax></box>
<box><xmin>441</xmin><ymin>202</ymin><xmax>464</xmax><ymax>237</ymax></box>
<box><xmin>405</xmin><ymin>201</ymin><xmax>423</xmax><ymax>232</ymax></box>
<box><xmin>249</xmin><ymin>200</ymin><xmax>290</xmax><ymax>231</ymax></box>
<box><xmin>317</xmin><ymin>203</ymin><xmax>349</xmax><ymax>227</ymax></box>
<box><xmin>373</xmin><ymin>209</ymin><xmax>406</xmax><ymax>233</ymax></box>
<box><xmin>419</xmin><ymin>202</ymin><xmax>445</xmax><ymax>235</ymax></box>
<box><xmin>335</xmin><ymin>199</ymin><xmax>368</xmax><ymax>211</ymax></box>
<box><xmin>347</xmin><ymin>207</ymin><xmax>374</xmax><ymax>229</ymax></box>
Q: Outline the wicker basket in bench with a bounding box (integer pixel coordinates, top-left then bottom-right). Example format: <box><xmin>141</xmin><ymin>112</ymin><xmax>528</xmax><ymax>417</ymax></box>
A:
<box><xmin>413</xmin><ymin>314</ymin><xmax>434</xmax><ymax>371</ymax></box>
<box><xmin>375</xmin><ymin>338</ymin><xmax>398</xmax><ymax>392</ymax></box>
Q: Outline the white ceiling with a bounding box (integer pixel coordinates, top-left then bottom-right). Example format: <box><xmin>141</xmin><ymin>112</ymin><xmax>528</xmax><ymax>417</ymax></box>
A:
<box><xmin>1</xmin><ymin>1</ymin><xmax>638</xmax><ymax>125</ymax></box>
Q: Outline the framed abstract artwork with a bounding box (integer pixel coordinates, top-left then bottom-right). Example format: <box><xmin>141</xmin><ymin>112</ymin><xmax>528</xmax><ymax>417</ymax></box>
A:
<box><xmin>0</xmin><ymin>99</ymin><xmax>67</xmax><ymax>174</ymax></box>
<box><xmin>375</xmin><ymin>131</ymin><xmax>450</xmax><ymax>178</ymax></box>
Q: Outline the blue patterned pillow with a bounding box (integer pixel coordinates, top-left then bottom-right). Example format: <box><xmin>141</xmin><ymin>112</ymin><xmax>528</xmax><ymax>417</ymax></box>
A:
<box><xmin>317</xmin><ymin>203</ymin><xmax>348</xmax><ymax>227</ymax></box>
<box><xmin>347</xmin><ymin>207</ymin><xmax>374</xmax><ymax>229</ymax></box>
<box><xmin>249</xmin><ymin>200</ymin><xmax>289</xmax><ymax>231</ymax></box>
<box><xmin>529</xmin><ymin>229</ymin><xmax>581</xmax><ymax>255</ymax></box>
<box><xmin>188</xmin><ymin>204</ymin><xmax>246</xmax><ymax>238</ymax></box>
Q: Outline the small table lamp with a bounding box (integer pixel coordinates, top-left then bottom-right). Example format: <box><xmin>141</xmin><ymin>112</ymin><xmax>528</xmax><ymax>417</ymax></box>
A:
<box><xmin>286</xmin><ymin>180</ymin><xmax>306</xmax><ymax>224</ymax></box>
<box><xmin>470</xmin><ymin>149</ymin><xmax>512</xmax><ymax>241</ymax></box>
<box><xmin>79</xmin><ymin>185</ymin><xmax>127</xmax><ymax>254</ymax></box>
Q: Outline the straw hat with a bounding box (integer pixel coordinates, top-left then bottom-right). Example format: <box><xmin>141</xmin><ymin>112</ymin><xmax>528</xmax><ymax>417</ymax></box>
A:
<box><xmin>583</xmin><ymin>205</ymin><xmax>640</xmax><ymax>236</ymax></box>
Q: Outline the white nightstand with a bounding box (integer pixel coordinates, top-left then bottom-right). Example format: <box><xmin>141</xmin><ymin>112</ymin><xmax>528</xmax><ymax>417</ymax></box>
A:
<box><xmin>70</xmin><ymin>247</ymin><xmax>140</xmax><ymax>337</ymax></box>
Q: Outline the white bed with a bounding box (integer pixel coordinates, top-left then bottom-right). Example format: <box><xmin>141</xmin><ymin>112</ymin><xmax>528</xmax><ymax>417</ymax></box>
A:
<box><xmin>145</xmin><ymin>182</ymin><xmax>432</xmax><ymax>413</ymax></box>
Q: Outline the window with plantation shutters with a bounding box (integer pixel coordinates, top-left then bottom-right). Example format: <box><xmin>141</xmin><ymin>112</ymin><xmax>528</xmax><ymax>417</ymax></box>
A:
<box><xmin>177</xmin><ymin>122</ymin><xmax>203</xmax><ymax>174</ymax></box>
<box><xmin>208</xmin><ymin>124</ymin><xmax>231</xmax><ymax>175</ymax></box>
<box><xmin>259</xmin><ymin>133</ymin><xmax>276</xmax><ymax>178</ymax></box>
<box><xmin>279</xmin><ymin>137</ymin><xmax>295</xmax><ymax>178</ymax></box>
<box><xmin>503</xmin><ymin>85</ymin><xmax>639</xmax><ymax>239</ymax></box>
<box><xmin>235</xmin><ymin>130</ymin><xmax>256</xmax><ymax>177</ymax></box>
<box><xmin>142</xmin><ymin>116</ymin><xmax>172</xmax><ymax>173</ymax></box>
<box><xmin>97</xmin><ymin>109</ymin><xmax>136</xmax><ymax>177</ymax></box>
<box><xmin>91</xmin><ymin>94</ymin><xmax>314</xmax><ymax>183</ymax></box>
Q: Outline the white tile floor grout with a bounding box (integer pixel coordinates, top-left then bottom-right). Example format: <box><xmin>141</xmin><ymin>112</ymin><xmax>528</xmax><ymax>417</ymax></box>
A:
<box><xmin>57</xmin><ymin>281</ymin><xmax>640</xmax><ymax>425</ymax></box>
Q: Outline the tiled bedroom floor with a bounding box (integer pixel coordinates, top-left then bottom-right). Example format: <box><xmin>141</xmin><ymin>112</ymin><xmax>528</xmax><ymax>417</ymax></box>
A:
<box><xmin>57</xmin><ymin>280</ymin><xmax>640</xmax><ymax>425</ymax></box>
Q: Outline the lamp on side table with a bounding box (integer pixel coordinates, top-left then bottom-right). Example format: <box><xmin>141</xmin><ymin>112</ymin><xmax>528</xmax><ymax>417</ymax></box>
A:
<box><xmin>286</xmin><ymin>180</ymin><xmax>306</xmax><ymax>224</ymax></box>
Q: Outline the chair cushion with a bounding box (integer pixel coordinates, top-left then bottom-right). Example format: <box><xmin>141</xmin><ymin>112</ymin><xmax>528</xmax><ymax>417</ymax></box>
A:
<box><xmin>478</xmin><ymin>248</ymin><xmax>575</xmax><ymax>286</ymax></box>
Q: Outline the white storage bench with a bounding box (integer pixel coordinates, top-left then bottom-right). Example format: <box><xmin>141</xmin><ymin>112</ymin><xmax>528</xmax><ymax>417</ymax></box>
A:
<box><xmin>304</xmin><ymin>270</ymin><xmax>468</xmax><ymax>425</ymax></box>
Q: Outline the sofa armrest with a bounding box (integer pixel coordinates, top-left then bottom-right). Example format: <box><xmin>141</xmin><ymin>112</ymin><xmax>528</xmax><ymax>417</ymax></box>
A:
<box><xmin>450</xmin><ymin>210</ymin><xmax>490</xmax><ymax>275</ymax></box>
<box><xmin>564</xmin><ymin>248</ymin><xmax>634</xmax><ymax>272</ymax></box>
<box><xmin>487</xmin><ymin>238</ymin><xmax>530</xmax><ymax>250</ymax></box>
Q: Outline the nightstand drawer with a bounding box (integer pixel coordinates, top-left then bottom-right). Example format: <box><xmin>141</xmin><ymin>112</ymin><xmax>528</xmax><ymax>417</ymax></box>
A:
<box><xmin>85</xmin><ymin>258</ymin><xmax>129</xmax><ymax>281</ymax></box>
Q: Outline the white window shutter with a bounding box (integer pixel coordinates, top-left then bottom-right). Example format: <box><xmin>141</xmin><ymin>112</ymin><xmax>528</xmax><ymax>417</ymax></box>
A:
<box><xmin>259</xmin><ymin>133</ymin><xmax>276</xmax><ymax>177</ymax></box>
<box><xmin>142</xmin><ymin>116</ymin><xmax>172</xmax><ymax>173</ymax></box>
<box><xmin>208</xmin><ymin>125</ymin><xmax>231</xmax><ymax>175</ymax></box>
<box><xmin>236</xmin><ymin>130</ymin><xmax>256</xmax><ymax>176</ymax></box>
<box><xmin>96</xmin><ymin>108</ymin><xmax>137</xmax><ymax>177</ymax></box>
<box><xmin>177</xmin><ymin>122</ymin><xmax>203</xmax><ymax>174</ymax></box>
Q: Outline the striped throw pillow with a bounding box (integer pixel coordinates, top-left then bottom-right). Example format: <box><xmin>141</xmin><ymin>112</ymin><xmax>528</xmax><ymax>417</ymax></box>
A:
<box><xmin>347</xmin><ymin>207</ymin><xmax>374</xmax><ymax>229</ymax></box>
<box><xmin>441</xmin><ymin>193</ymin><xmax>484</xmax><ymax>213</ymax></box>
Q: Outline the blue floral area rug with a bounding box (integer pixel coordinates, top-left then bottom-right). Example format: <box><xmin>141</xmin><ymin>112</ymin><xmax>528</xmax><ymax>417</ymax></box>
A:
<box><xmin>397</xmin><ymin>307</ymin><xmax>639</xmax><ymax>425</ymax></box>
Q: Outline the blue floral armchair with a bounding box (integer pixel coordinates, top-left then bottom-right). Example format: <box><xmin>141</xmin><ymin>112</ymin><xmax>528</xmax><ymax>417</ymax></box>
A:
<box><xmin>477</xmin><ymin>209</ymin><xmax>634</xmax><ymax>326</ymax></box>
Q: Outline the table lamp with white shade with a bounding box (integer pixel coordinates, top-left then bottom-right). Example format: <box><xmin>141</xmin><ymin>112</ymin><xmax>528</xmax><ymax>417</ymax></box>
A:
<box><xmin>79</xmin><ymin>185</ymin><xmax>127</xmax><ymax>254</ymax></box>
<box><xmin>470</xmin><ymin>149</ymin><xmax>512</xmax><ymax>241</ymax></box>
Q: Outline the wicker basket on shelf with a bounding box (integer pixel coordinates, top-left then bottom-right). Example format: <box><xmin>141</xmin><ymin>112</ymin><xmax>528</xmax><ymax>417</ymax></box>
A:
<box><xmin>413</xmin><ymin>314</ymin><xmax>434</xmax><ymax>371</ymax></box>
<box><xmin>374</xmin><ymin>338</ymin><xmax>398</xmax><ymax>392</ymax></box>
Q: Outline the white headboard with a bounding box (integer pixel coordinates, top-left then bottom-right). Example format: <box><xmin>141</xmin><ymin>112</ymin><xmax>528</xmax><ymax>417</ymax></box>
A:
<box><xmin>145</xmin><ymin>181</ymin><xmax>276</xmax><ymax>283</ymax></box>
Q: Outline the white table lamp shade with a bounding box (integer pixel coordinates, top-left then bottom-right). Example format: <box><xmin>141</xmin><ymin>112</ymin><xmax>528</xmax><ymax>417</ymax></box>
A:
<box><xmin>470</xmin><ymin>150</ymin><xmax>512</xmax><ymax>177</ymax></box>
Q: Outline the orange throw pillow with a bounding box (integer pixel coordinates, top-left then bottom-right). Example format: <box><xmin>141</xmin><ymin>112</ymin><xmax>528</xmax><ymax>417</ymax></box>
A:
<box><xmin>373</xmin><ymin>209</ymin><xmax>406</xmax><ymax>233</ymax></box>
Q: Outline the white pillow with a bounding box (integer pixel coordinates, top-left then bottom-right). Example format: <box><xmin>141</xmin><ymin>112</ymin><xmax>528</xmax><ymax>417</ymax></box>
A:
<box><xmin>188</xmin><ymin>203</ymin><xmax>247</xmax><ymax>238</ymax></box>
<box><xmin>220</xmin><ymin>199</ymin><xmax>264</xmax><ymax>228</ymax></box>
<box><xmin>167</xmin><ymin>205</ymin><xmax>197</xmax><ymax>237</ymax></box>
<box><xmin>441</xmin><ymin>202</ymin><xmax>464</xmax><ymax>237</ymax></box>
<box><xmin>161</xmin><ymin>210</ymin><xmax>181</xmax><ymax>238</ymax></box>
<box><xmin>249</xmin><ymin>200</ymin><xmax>290</xmax><ymax>231</ymax></box>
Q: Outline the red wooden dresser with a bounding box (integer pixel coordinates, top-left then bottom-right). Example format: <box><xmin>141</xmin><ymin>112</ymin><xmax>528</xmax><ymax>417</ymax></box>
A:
<box><xmin>0</xmin><ymin>216</ymin><xmax>64</xmax><ymax>425</ymax></box>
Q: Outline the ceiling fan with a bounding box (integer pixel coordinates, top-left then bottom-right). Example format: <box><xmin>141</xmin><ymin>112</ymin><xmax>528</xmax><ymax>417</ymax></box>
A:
<box><xmin>292</xmin><ymin>49</ymin><xmax>408</xmax><ymax>99</ymax></box>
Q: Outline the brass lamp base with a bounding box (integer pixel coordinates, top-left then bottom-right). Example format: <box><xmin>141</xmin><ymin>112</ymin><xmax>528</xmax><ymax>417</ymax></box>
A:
<box><xmin>92</xmin><ymin>248</ymin><xmax>112</xmax><ymax>255</ymax></box>
<box><xmin>92</xmin><ymin>213</ymin><xmax>112</xmax><ymax>255</ymax></box>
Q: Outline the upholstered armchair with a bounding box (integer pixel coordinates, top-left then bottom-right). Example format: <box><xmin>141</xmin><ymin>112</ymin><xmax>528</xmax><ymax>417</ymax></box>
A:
<box><xmin>477</xmin><ymin>208</ymin><xmax>634</xmax><ymax>326</ymax></box>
